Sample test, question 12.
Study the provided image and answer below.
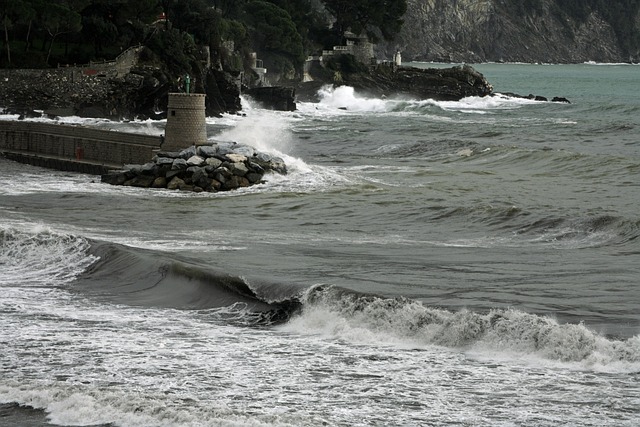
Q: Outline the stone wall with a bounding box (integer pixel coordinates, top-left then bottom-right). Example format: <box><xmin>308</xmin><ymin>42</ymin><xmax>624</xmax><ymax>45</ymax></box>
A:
<box><xmin>0</xmin><ymin>121</ymin><xmax>162</xmax><ymax>174</ymax></box>
<box><xmin>164</xmin><ymin>93</ymin><xmax>207</xmax><ymax>150</ymax></box>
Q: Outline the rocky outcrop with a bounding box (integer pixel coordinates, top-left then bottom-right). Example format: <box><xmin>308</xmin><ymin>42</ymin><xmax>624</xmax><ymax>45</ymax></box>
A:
<box><xmin>243</xmin><ymin>86</ymin><xmax>296</xmax><ymax>111</ymax></box>
<box><xmin>0</xmin><ymin>65</ymin><xmax>171</xmax><ymax>119</ymax></box>
<box><xmin>0</xmin><ymin>58</ymin><xmax>243</xmax><ymax>120</ymax></box>
<box><xmin>295</xmin><ymin>62</ymin><xmax>493</xmax><ymax>101</ymax></box>
<box><xmin>343</xmin><ymin>63</ymin><xmax>493</xmax><ymax>100</ymax></box>
<box><xmin>101</xmin><ymin>142</ymin><xmax>287</xmax><ymax>192</ymax></box>
<box><xmin>205</xmin><ymin>69</ymin><xmax>242</xmax><ymax>117</ymax></box>
<box><xmin>377</xmin><ymin>0</ymin><xmax>640</xmax><ymax>63</ymax></box>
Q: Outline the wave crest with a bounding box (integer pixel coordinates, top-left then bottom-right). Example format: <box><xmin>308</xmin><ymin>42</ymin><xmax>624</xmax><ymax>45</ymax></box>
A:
<box><xmin>0</xmin><ymin>226</ymin><xmax>97</xmax><ymax>287</ymax></box>
<box><xmin>287</xmin><ymin>285</ymin><xmax>640</xmax><ymax>367</ymax></box>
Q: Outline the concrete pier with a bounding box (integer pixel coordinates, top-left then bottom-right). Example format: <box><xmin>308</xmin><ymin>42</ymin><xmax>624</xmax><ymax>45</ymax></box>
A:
<box><xmin>0</xmin><ymin>121</ymin><xmax>162</xmax><ymax>174</ymax></box>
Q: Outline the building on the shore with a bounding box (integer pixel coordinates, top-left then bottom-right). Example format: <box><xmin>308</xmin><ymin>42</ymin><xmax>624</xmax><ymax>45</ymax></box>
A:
<box><xmin>320</xmin><ymin>31</ymin><xmax>375</xmax><ymax>66</ymax></box>
<box><xmin>249</xmin><ymin>52</ymin><xmax>268</xmax><ymax>86</ymax></box>
<box><xmin>303</xmin><ymin>32</ymin><xmax>376</xmax><ymax>82</ymax></box>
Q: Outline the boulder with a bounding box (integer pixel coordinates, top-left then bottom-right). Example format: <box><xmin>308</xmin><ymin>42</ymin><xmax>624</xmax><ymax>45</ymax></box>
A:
<box><xmin>216</xmin><ymin>142</ymin><xmax>239</xmax><ymax>156</ymax></box>
<box><xmin>205</xmin><ymin>157</ymin><xmax>223</xmax><ymax>168</ymax></box>
<box><xmin>247</xmin><ymin>162</ymin><xmax>265</xmax><ymax>174</ymax></box>
<box><xmin>246</xmin><ymin>172</ymin><xmax>263</xmax><ymax>184</ymax></box>
<box><xmin>155</xmin><ymin>151</ymin><xmax>181</xmax><ymax>159</ymax></box>
<box><xmin>230</xmin><ymin>144</ymin><xmax>256</xmax><ymax>157</ymax></box>
<box><xmin>101</xmin><ymin>170</ymin><xmax>130</xmax><ymax>185</ymax></box>
<box><xmin>154</xmin><ymin>156</ymin><xmax>174</xmax><ymax>166</ymax></box>
<box><xmin>167</xmin><ymin>176</ymin><xmax>186</xmax><ymax>190</ymax></box>
<box><xmin>226</xmin><ymin>153</ymin><xmax>247</xmax><ymax>163</ymax></box>
<box><xmin>152</xmin><ymin>176</ymin><xmax>167</xmax><ymax>188</ymax></box>
<box><xmin>228</xmin><ymin>162</ymin><xmax>249</xmax><ymax>177</ymax></box>
<box><xmin>198</xmin><ymin>145</ymin><xmax>218</xmax><ymax>158</ymax></box>
<box><xmin>172</xmin><ymin>158</ymin><xmax>188</xmax><ymax>170</ymax></box>
<box><xmin>179</xmin><ymin>146</ymin><xmax>197</xmax><ymax>159</ymax></box>
<box><xmin>192</xmin><ymin>168</ymin><xmax>211</xmax><ymax>188</ymax></box>
<box><xmin>125</xmin><ymin>175</ymin><xmax>155</xmax><ymax>188</ymax></box>
<box><xmin>186</xmin><ymin>155</ymin><xmax>205</xmax><ymax>167</ymax></box>
<box><xmin>140</xmin><ymin>162</ymin><xmax>158</xmax><ymax>175</ymax></box>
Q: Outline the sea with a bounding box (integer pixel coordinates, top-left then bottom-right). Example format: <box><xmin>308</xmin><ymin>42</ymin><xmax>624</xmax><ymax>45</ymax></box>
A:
<box><xmin>0</xmin><ymin>62</ymin><xmax>639</xmax><ymax>426</ymax></box>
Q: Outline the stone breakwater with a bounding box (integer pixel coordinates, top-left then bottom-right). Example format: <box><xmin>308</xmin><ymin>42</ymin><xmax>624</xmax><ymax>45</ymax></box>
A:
<box><xmin>101</xmin><ymin>142</ymin><xmax>287</xmax><ymax>192</ymax></box>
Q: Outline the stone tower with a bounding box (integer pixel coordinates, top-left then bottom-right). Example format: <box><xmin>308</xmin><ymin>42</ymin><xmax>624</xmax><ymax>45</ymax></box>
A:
<box><xmin>163</xmin><ymin>93</ymin><xmax>207</xmax><ymax>151</ymax></box>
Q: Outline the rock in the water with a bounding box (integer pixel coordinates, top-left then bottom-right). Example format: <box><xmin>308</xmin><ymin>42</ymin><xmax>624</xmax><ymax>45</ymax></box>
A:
<box><xmin>126</xmin><ymin>175</ymin><xmax>155</xmax><ymax>188</ymax></box>
<box><xmin>152</xmin><ymin>176</ymin><xmax>167</xmax><ymax>188</ymax></box>
<box><xmin>244</xmin><ymin>86</ymin><xmax>296</xmax><ymax>111</ymax></box>
<box><xmin>167</xmin><ymin>176</ymin><xmax>186</xmax><ymax>190</ymax></box>
<box><xmin>101</xmin><ymin>143</ymin><xmax>287</xmax><ymax>192</ymax></box>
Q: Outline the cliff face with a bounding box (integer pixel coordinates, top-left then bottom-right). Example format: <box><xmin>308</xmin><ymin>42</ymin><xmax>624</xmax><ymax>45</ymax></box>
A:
<box><xmin>378</xmin><ymin>0</ymin><xmax>640</xmax><ymax>63</ymax></box>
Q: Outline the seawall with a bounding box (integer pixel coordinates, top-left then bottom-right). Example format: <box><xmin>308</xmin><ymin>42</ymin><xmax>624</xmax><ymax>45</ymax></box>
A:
<box><xmin>0</xmin><ymin>121</ymin><xmax>162</xmax><ymax>175</ymax></box>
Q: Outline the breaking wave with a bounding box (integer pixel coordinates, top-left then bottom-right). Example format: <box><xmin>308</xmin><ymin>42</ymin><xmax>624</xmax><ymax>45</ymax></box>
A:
<box><xmin>3</xmin><ymin>227</ymin><xmax>638</xmax><ymax>369</ymax></box>
<box><xmin>297</xmin><ymin>85</ymin><xmax>538</xmax><ymax>116</ymax></box>
<box><xmin>0</xmin><ymin>227</ymin><xmax>302</xmax><ymax>325</ymax></box>
<box><xmin>284</xmin><ymin>285</ymin><xmax>640</xmax><ymax>369</ymax></box>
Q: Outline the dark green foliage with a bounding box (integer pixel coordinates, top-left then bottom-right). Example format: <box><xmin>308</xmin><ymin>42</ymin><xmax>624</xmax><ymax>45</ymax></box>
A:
<box><xmin>242</xmin><ymin>0</ymin><xmax>305</xmax><ymax>77</ymax></box>
<box><xmin>265</xmin><ymin>0</ymin><xmax>330</xmax><ymax>51</ymax></box>
<box><xmin>325</xmin><ymin>54</ymin><xmax>368</xmax><ymax>74</ymax></box>
<box><xmin>145</xmin><ymin>27</ymin><xmax>197</xmax><ymax>77</ymax></box>
<box><xmin>2</xmin><ymin>0</ymin><xmax>637</xmax><ymax>71</ymax></box>
<box><xmin>322</xmin><ymin>0</ymin><xmax>407</xmax><ymax>42</ymax></box>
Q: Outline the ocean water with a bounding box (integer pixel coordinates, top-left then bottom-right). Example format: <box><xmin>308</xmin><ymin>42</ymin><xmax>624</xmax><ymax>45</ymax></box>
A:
<box><xmin>1</xmin><ymin>63</ymin><xmax>639</xmax><ymax>426</ymax></box>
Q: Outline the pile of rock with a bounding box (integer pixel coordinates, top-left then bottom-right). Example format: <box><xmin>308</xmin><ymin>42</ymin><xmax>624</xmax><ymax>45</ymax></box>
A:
<box><xmin>101</xmin><ymin>141</ymin><xmax>287</xmax><ymax>192</ymax></box>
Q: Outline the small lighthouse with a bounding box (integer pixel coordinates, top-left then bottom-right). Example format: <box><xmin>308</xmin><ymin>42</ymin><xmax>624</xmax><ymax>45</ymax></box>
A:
<box><xmin>163</xmin><ymin>88</ymin><xmax>207</xmax><ymax>151</ymax></box>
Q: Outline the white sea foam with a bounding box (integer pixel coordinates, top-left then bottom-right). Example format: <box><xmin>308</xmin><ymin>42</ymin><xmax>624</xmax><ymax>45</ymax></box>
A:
<box><xmin>0</xmin><ymin>226</ymin><xmax>97</xmax><ymax>287</ymax></box>
<box><xmin>583</xmin><ymin>61</ymin><xmax>640</xmax><ymax>66</ymax></box>
<box><xmin>296</xmin><ymin>85</ymin><xmax>540</xmax><ymax>118</ymax></box>
<box><xmin>0</xmin><ymin>381</ymin><xmax>296</xmax><ymax>427</ymax></box>
<box><xmin>282</xmin><ymin>286</ymin><xmax>640</xmax><ymax>372</ymax></box>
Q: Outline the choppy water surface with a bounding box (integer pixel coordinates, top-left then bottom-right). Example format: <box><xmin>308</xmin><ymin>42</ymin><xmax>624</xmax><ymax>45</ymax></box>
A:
<box><xmin>1</xmin><ymin>63</ymin><xmax>639</xmax><ymax>426</ymax></box>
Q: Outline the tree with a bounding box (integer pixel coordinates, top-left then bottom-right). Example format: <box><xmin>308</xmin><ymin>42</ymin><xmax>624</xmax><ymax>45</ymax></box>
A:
<box><xmin>81</xmin><ymin>14</ymin><xmax>117</xmax><ymax>55</ymax></box>
<box><xmin>265</xmin><ymin>0</ymin><xmax>331</xmax><ymax>54</ymax></box>
<box><xmin>242</xmin><ymin>0</ymin><xmax>305</xmax><ymax>76</ymax></box>
<box><xmin>41</xmin><ymin>1</ymin><xmax>82</xmax><ymax>63</ymax></box>
<box><xmin>1</xmin><ymin>0</ymin><xmax>37</xmax><ymax>63</ymax></box>
<box><xmin>212</xmin><ymin>0</ymin><xmax>245</xmax><ymax>19</ymax></box>
<box><xmin>322</xmin><ymin>0</ymin><xmax>407</xmax><ymax>42</ymax></box>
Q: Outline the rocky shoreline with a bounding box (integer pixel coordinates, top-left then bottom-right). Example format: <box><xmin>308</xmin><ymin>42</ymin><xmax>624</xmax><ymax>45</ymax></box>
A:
<box><xmin>349</xmin><ymin>64</ymin><xmax>494</xmax><ymax>100</ymax></box>
<box><xmin>101</xmin><ymin>141</ymin><xmax>287</xmax><ymax>192</ymax></box>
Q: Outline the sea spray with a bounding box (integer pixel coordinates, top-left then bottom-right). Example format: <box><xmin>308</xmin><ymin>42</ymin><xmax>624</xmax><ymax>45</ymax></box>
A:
<box><xmin>219</xmin><ymin>98</ymin><xmax>294</xmax><ymax>155</ymax></box>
